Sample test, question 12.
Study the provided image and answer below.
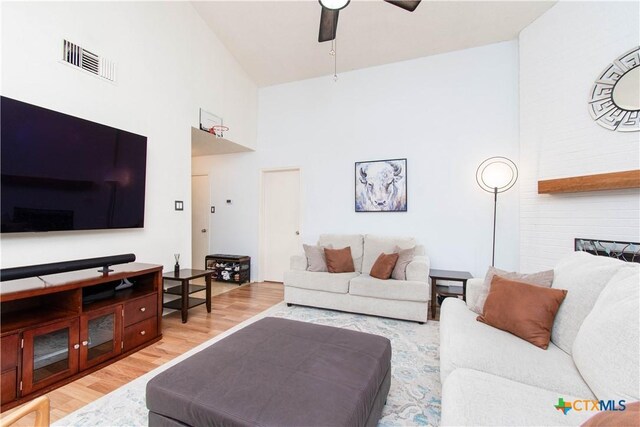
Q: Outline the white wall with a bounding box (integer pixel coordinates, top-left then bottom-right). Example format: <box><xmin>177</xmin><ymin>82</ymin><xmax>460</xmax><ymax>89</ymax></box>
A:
<box><xmin>0</xmin><ymin>2</ymin><xmax>257</xmax><ymax>271</ymax></box>
<box><xmin>194</xmin><ymin>41</ymin><xmax>521</xmax><ymax>279</ymax></box>
<box><xmin>519</xmin><ymin>1</ymin><xmax>640</xmax><ymax>272</ymax></box>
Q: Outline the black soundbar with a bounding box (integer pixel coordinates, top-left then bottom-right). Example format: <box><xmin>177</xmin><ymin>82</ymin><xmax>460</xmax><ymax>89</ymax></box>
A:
<box><xmin>0</xmin><ymin>253</ymin><xmax>136</xmax><ymax>282</ymax></box>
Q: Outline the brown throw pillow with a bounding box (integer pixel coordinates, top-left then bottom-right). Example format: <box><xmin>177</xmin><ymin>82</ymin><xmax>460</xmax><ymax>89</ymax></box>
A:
<box><xmin>324</xmin><ymin>247</ymin><xmax>355</xmax><ymax>273</ymax></box>
<box><xmin>477</xmin><ymin>275</ymin><xmax>567</xmax><ymax>349</ymax></box>
<box><xmin>581</xmin><ymin>401</ymin><xmax>639</xmax><ymax>426</ymax></box>
<box><xmin>468</xmin><ymin>266</ymin><xmax>555</xmax><ymax>315</ymax></box>
<box><xmin>391</xmin><ymin>246</ymin><xmax>415</xmax><ymax>280</ymax></box>
<box><xmin>370</xmin><ymin>253</ymin><xmax>400</xmax><ymax>280</ymax></box>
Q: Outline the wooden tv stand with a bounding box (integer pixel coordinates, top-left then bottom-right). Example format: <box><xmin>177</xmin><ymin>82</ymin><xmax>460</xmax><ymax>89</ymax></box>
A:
<box><xmin>0</xmin><ymin>263</ymin><xmax>163</xmax><ymax>411</ymax></box>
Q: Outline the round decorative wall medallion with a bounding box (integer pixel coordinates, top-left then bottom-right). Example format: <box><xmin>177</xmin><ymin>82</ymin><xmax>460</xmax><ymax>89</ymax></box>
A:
<box><xmin>588</xmin><ymin>46</ymin><xmax>640</xmax><ymax>132</ymax></box>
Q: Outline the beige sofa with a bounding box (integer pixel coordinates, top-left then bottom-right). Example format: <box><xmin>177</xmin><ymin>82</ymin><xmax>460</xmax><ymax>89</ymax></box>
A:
<box><xmin>283</xmin><ymin>234</ymin><xmax>431</xmax><ymax>323</ymax></box>
<box><xmin>439</xmin><ymin>251</ymin><xmax>639</xmax><ymax>426</ymax></box>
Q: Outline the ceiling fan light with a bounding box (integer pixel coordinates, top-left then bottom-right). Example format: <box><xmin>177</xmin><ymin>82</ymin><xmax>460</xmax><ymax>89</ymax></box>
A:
<box><xmin>319</xmin><ymin>0</ymin><xmax>350</xmax><ymax>11</ymax></box>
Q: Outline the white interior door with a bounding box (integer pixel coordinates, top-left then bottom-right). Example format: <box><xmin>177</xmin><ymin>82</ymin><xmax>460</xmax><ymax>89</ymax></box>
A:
<box><xmin>262</xmin><ymin>169</ymin><xmax>301</xmax><ymax>282</ymax></box>
<box><xmin>191</xmin><ymin>175</ymin><xmax>210</xmax><ymax>270</ymax></box>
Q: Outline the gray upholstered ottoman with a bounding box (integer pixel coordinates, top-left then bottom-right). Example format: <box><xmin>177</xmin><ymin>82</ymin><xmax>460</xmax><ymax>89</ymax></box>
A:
<box><xmin>146</xmin><ymin>317</ymin><xmax>392</xmax><ymax>427</ymax></box>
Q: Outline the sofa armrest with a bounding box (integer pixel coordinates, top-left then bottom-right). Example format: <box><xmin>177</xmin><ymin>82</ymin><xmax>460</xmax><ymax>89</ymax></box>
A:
<box><xmin>465</xmin><ymin>277</ymin><xmax>484</xmax><ymax>311</ymax></box>
<box><xmin>406</xmin><ymin>255</ymin><xmax>430</xmax><ymax>283</ymax></box>
<box><xmin>290</xmin><ymin>254</ymin><xmax>307</xmax><ymax>271</ymax></box>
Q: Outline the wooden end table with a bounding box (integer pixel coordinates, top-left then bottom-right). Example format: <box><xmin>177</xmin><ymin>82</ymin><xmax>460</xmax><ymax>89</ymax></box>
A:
<box><xmin>162</xmin><ymin>269</ymin><xmax>213</xmax><ymax>323</ymax></box>
<box><xmin>429</xmin><ymin>269</ymin><xmax>473</xmax><ymax>320</ymax></box>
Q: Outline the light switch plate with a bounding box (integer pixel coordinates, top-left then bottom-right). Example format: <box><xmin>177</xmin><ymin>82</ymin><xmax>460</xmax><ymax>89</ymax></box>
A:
<box><xmin>175</xmin><ymin>201</ymin><xmax>184</xmax><ymax>211</ymax></box>
<box><xmin>211</xmin><ymin>206</ymin><xmax>215</xmax><ymax>213</ymax></box>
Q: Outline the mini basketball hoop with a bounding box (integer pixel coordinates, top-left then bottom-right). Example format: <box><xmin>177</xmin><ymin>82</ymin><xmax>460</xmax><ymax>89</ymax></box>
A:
<box><xmin>199</xmin><ymin>108</ymin><xmax>227</xmax><ymax>137</ymax></box>
<box><xmin>209</xmin><ymin>125</ymin><xmax>229</xmax><ymax>138</ymax></box>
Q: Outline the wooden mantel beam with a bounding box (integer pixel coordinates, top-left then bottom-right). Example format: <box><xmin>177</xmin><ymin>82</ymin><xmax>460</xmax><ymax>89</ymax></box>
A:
<box><xmin>538</xmin><ymin>170</ymin><xmax>640</xmax><ymax>194</ymax></box>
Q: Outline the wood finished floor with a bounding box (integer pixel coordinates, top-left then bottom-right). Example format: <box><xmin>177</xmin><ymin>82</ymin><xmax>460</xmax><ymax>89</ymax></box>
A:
<box><xmin>2</xmin><ymin>281</ymin><xmax>283</xmax><ymax>426</ymax></box>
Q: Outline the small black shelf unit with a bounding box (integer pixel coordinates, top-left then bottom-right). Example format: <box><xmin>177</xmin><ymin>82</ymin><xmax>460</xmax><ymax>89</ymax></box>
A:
<box><xmin>163</xmin><ymin>296</ymin><xmax>205</xmax><ymax>311</ymax></box>
<box><xmin>163</xmin><ymin>283</ymin><xmax>207</xmax><ymax>310</ymax></box>
<box><xmin>205</xmin><ymin>254</ymin><xmax>250</xmax><ymax>284</ymax></box>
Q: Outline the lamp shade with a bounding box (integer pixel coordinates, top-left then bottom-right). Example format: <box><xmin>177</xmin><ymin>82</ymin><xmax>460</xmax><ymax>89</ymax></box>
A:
<box><xmin>319</xmin><ymin>0</ymin><xmax>350</xmax><ymax>10</ymax></box>
<box><xmin>476</xmin><ymin>157</ymin><xmax>518</xmax><ymax>193</ymax></box>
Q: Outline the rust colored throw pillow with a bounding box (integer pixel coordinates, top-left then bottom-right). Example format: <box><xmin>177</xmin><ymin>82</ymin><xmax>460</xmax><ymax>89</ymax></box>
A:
<box><xmin>370</xmin><ymin>253</ymin><xmax>400</xmax><ymax>280</ymax></box>
<box><xmin>477</xmin><ymin>275</ymin><xmax>568</xmax><ymax>349</ymax></box>
<box><xmin>468</xmin><ymin>266</ymin><xmax>555</xmax><ymax>315</ymax></box>
<box><xmin>581</xmin><ymin>401</ymin><xmax>640</xmax><ymax>426</ymax></box>
<box><xmin>324</xmin><ymin>247</ymin><xmax>356</xmax><ymax>273</ymax></box>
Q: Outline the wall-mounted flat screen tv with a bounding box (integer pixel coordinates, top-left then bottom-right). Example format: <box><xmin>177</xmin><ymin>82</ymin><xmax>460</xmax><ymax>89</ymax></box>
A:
<box><xmin>1</xmin><ymin>96</ymin><xmax>147</xmax><ymax>233</ymax></box>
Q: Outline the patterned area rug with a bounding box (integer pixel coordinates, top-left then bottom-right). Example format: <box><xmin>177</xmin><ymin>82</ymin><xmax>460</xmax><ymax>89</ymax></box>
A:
<box><xmin>53</xmin><ymin>303</ymin><xmax>441</xmax><ymax>426</ymax></box>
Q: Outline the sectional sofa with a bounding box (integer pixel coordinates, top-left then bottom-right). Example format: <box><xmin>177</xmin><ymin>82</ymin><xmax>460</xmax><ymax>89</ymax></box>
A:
<box><xmin>439</xmin><ymin>251</ymin><xmax>639</xmax><ymax>425</ymax></box>
<box><xmin>283</xmin><ymin>234</ymin><xmax>431</xmax><ymax>323</ymax></box>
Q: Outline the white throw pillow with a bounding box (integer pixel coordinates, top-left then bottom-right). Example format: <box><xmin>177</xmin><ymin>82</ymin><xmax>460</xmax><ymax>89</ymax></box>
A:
<box><xmin>467</xmin><ymin>266</ymin><xmax>554</xmax><ymax>315</ymax></box>
<box><xmin>572</xmin><ymin>265</ymin><xmax>639</xmax><ymax>401</ymax></box>
<box><xmin>303</xmin><ymin>244</ymin><xmax>329</xmax><ymax>272</ymax></box>
<box><xmin>391</xmin><ymin>246</ymin><xmax>415</xmax><ymax>280</ymax></box>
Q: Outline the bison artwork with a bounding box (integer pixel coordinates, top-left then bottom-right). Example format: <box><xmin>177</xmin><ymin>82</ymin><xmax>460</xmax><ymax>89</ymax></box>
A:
<box><xmin>355</xmin><ymin>159</ymin><xmax>407</xmax><ymax>212</ymax></box>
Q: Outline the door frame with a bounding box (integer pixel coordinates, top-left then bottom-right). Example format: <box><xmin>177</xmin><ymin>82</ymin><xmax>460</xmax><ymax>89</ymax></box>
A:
<box><xmin>191</xmin><ymin>174</ymin><xmax>211</xmax><ymax>270</ymax></box>
<box><xmin>258</xmin><ymin>167</ymin><xmax>303</xmax><ymax>282</ymax></box>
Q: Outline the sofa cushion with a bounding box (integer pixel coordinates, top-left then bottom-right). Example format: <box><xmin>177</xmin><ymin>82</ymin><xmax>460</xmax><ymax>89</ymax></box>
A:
<box><xmin>439</xmin><ymin>297</ymin><xmax>595</xmax><ymax>398</ymax></box>
<box><xmin>283</xmin><ymin>270</ymin><xmax>358</xmax><ymax>294</ymax></box>
<box><xmin>464</xmin><ymin>277</ymin><xmax>484</xmax><ymax>311</ymax></box>
<box><xmin>414</xmin><ymin>244</ymin><xmax>426</xmax><ymax>257</ymax></box>
<box><xmin>325</xmin><ymin>247</ymin><xmax>356</xmax><ymax>273</ymax></box>
<box><xmin>406</xmin><ymin>255</ymin><xmax>430</xmax><ymax>283</ymax></box>
<box><xmin>441</xmin><ymin>368</ymin><xmax>593</xmax><ymax>426</ymax></box>
<box><xmin>349</xmin><ymin>274</ymin><xmax>429</xmax><ymax>302</ymax></box>
<box><xmin>551</xmin><ymin>251</ymin><xmax>627</xmax><ymax>354</ymax></box>
<box><xmin>290</xmin><ymin>254</ymin><xmax>308</xmax><ymax>271</ymax></box>
<box><xmin>468</xmin><ymin>266</ymin><xmax>554</xmax><ymax>315</ymax></box>
<box><xmin>572</xmin><ymin>264</ymin><xmax>640</xmax><ymax>402</ymax></box>
<box><xmin>303</xmin><ymin>244</ymin><xmax>328</xmax><ymax>272</ymax></box>
<box><xmin>391</xmin><ymin>246</ymin><xmax>415</xmax><ymax>280</ymax></box>
<box><xmin>370</xmin><ymin>253</ymin><xmax>399</xmax><ymax>280</ymax></box>
<box><xmin>478</xmin><ymin>276</ymin><xmax>567</xmax><ymax>349</ymax></box>
<box><xmin>362</xmin><ymin>234</ymin><xmax>416</xmax><ymax>274</ymax></box>
<box><xmin>318</xmin><ymin>234</ymin><xmax>364</xmax><ymax>272</ymax></box>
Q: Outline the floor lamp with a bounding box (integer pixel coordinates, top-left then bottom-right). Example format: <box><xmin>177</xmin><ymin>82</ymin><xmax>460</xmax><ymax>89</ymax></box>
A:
<box><xmin>476</xmin><ymin>157</ymin><xmax>518</xmax><ymax>267</ymax></box>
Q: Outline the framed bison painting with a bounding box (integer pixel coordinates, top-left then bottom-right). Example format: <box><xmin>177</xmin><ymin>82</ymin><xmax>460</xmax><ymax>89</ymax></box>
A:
<box><xmin>355</xmin><ymin>158</ymin><xmax>407</xmax><ymax>212</ymax></box>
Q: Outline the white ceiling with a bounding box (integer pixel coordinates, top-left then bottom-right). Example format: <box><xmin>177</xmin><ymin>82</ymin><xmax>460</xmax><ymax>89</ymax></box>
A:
<box><xmin>192</xmin><ymin>0</ymin><xmax>556</xmax><ymax>87</ymax></box>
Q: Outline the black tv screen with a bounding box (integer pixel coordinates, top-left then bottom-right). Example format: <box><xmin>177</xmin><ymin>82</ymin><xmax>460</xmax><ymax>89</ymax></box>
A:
<box><xmin>1</xmin><ymin>96</ymin><xmax>147</xmax><ymax>233</ymax></box>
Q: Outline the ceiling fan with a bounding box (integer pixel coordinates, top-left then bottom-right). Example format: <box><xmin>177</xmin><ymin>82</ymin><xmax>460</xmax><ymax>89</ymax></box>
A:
<box><xmin>318</xmin><ymin>0</ymin><xmax>421</xmax><ymax>42</ymax></box>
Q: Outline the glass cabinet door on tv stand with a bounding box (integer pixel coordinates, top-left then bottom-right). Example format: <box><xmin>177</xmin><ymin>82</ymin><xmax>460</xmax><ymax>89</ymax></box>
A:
<box><xmin>21</xmin><ymin>318</ymin><xmax>80</xmax><ymax>396</ymax></box>
<box><xmin>79</xmin><ymin>305</ymin><xmax>123</xmax><ymax>371</ymax></box>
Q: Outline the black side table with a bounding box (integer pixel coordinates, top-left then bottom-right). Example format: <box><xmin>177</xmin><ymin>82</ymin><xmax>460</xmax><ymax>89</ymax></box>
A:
<box><xmin>429</xmin><ymin>269</ymin><xmax>473</xmax><ymax>320</ymax></box>
<box><xmin>162</xmin><ymin>269</ymin><xmax>213</xmax><ymax>323</ymax></box>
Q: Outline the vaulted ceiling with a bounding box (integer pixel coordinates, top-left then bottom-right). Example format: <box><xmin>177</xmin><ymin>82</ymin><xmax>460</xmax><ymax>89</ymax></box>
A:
<box><xmin>192</xmin><ymin>0</ymin><xmax>556</xmax><ymax>87</ymax></box>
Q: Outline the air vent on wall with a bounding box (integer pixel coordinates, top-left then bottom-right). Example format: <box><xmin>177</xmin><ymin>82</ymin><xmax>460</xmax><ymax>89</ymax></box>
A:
<box><xmin>62</xmin><ymin>39</ymin><xmax>116</xmax><ymax>82</ymax></box>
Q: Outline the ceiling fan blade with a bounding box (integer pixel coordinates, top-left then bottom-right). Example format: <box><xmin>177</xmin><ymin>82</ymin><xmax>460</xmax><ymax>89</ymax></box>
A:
<box><xmin>318</xmin><ymin>7</ymin><xmax>339</xmax><ymax>43</ymax></box>
<box><xmin>384</xmin><ymin>0</ymin><xmax>421</xmax><ymax>12</ymax></box>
